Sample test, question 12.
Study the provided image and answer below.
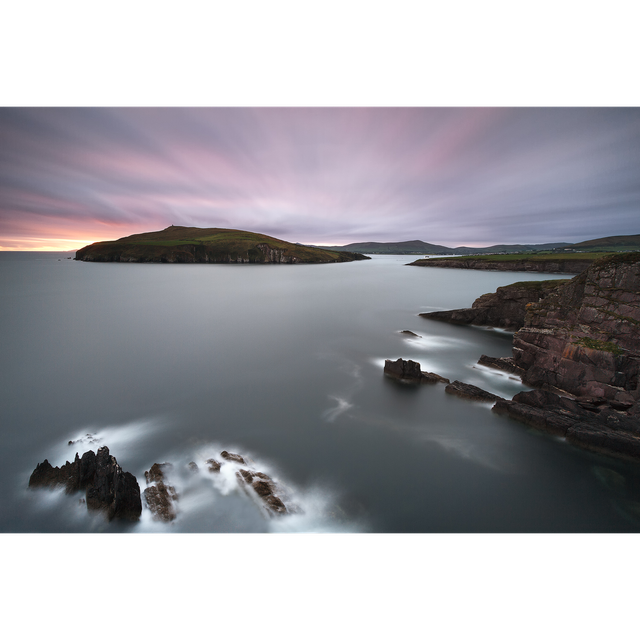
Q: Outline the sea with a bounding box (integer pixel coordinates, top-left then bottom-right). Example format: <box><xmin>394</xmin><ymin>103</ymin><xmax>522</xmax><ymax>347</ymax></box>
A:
<box><xmin>2</xmin><ymin>251</ymin><xmax>640</xmax><ymax>534</ymax></box>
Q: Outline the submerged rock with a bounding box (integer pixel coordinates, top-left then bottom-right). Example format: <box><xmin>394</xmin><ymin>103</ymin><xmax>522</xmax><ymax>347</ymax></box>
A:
<box><xmin>29</xmin><ymin>446</ymin><xmax>142</xmax><ymax>521</ymax></box>
<box><xmin>206</xmin><ymin>458</ymin><xmax>221</xmax><ymax>473</ymax></box>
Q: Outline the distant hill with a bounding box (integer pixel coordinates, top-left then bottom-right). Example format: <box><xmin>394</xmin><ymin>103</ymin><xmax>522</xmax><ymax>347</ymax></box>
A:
<box><xmin>312</xmin><ymin>240</ymin><xmax>452</xmax><ymax>254</ymax></box>
<box><xmin>313</xmin><ymin>233</ymin><xmax>640</xmax><ymax>255</ymax></box>
<box><xmin>568</xmin><ymin>234</ymin><xmax>640</xmax><ymax>253</ymax></box>
<box><xmin>76</xmin><ymin>226</ymin><xmax>370</xmax><ymax>264</ymax></box>
<box><xmin>312</xmin><ymin>240</ymin><xmax>571</xmax><ymax>255</ymax></box>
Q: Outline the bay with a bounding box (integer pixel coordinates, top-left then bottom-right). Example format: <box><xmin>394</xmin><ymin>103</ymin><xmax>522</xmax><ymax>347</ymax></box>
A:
<box><xmin>2</xmin><ymin>252</ymin><xmax>639</xmax><ymax>533</ymax></box>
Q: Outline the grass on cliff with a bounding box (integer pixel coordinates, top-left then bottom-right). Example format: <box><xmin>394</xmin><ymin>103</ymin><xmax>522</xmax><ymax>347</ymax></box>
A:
<box><xmin>91</xmin><ymin>226</ymin><xmax>355</xmax><ymax>262</ymax></box>
<box><xmin>572</xmin><ymin>336</ymin><xmax>625</xmax><ymax>355</ymax></box>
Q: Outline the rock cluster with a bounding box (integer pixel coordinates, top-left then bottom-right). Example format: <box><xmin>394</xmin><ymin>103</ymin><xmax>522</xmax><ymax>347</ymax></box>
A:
<box><xmin>28</xmin><ymin>446</ymin><xmax>142</xmax><ymax>521</ymax></box>
<box><xmin>28</xmin><ymin>443</ymin><xmax>301</xmax><ymax>526</ymax></box>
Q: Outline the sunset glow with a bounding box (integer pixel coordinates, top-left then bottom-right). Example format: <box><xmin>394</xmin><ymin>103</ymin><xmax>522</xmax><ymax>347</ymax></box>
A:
<box><xmin>1</xmin><ymin>108</ymin><xmax>639</xmax><ymax>251</ymax></box>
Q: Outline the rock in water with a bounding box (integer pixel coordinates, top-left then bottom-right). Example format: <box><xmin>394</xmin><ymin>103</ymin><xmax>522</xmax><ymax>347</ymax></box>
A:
<box><xmin>235</xmin><ymin>467</ymin><xmax>292</xmax><ymax>516</ymax></box>
<box><xmin>445</xmin><ymin>381</ymin><xmax>502</xmax><ymax>402</ymax></box>
<box><xmin>384</xmin><ymin>358</ymin><xmax>450</xmax><ymax>384</ymax></box>
<box><xmin>220</xmin><ymin>451</ymin><xmax>245</xmax><ymax>464</ymax></box>
<box><xmin>28</xmin><ymin>446</ymin><xmax>141</xmax><ymax>521</ymax></box>
<box><xmin>143</xmin><ymin>462</ymin><xmax>178</xmax><ymax>522</ymax></box>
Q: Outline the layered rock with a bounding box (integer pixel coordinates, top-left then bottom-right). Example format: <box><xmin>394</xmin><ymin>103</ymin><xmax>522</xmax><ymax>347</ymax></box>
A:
<box><xmin>420</xmin><ymin>279</ymin><xmax>567</xmax><ymax>330</ymax></box>
<box><xmin>493</xmin><ymin>253</ymin><xmax>640</xmax><ymax>460</ymax></box>
<box><xmin>512</xmin><ymin>253</ymin><xmax>640</xmax><ymax>403</ymax></box>
<box><xmin>384</xmin><ymin>358</ymin><xmax>450</xmax><ymax>384</ymax></box>
<box><xmin>29</xmin><ymin>446</ymin><xmax>142</xmax><ymax>521</ymax></box>
<box><xmin>494</xmin><ymin>390</ymin><xmax>640</xmax><ymax>461</ymax></box>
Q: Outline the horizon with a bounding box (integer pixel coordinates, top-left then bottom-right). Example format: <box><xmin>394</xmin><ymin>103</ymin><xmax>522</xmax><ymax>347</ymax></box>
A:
<box><xmin>1</xmin><ymin>107</ymin><xmax>639</xmax><ymax>251</ymax></box>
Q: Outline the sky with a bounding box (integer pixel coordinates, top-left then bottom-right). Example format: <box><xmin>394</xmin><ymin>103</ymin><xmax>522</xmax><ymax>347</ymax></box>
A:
<box><xmin>1</xmin><ymin>107</ymin><xmax>639</xmax><ymax>251</ymax></box>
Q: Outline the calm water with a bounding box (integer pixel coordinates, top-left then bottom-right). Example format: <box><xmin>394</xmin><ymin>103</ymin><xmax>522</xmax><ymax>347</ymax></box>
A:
<box><xmin>2</xmin><ymin>251</ymin><xmax>640</xmax><ymax>533</ymax></box>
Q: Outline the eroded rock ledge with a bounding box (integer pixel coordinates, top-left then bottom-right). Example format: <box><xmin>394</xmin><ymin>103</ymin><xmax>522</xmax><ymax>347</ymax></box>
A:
<box><xmin>420</xmin><ymin>279</ymin><xmax>567</xmax><ymax>330</ymax></box>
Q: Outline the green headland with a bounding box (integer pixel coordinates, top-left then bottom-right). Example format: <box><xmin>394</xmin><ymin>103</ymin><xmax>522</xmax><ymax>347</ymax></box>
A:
<box><xmin>76</xmin><ymin>226</ymin><xmax>370</xmax><ymax>264</ymax></box>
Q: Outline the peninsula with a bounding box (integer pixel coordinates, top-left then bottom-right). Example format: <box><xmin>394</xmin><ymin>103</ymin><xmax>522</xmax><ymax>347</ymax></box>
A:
<box><xmin>75</xmin><ymin>226</ymin><xmax>370</xmax><ymax>264</ymax></box>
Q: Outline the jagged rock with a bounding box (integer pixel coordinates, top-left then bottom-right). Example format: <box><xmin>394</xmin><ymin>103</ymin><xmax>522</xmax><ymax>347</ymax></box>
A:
<box><xmin>221</xmin><ymin>451</ymin><xmax>245</xmax><ymax>464</ymax></box>
<box><xmin>384</xmin><ymin>358</ymin><xmax>449</xmax><ymax>384</ymax></box>
<box><xmin>206</xmin><ymin>458</ymin><xmax>221</xmax><ymax>472</ymax></box>
<box><xmin>234</xmin><ymin>466</ymin><xmax>290</xmax><ymax>516</ymax></box>
<box><xmin>445</xmin><ymin>381</ymin><xmax>502</xmax><ymax>402</ymax></box>
<box><xmin>143</xmin><ymin>462</ymin><xmax>178</xmax><ymax>522</ymax></box>
<box><xmin>145</xmin><ymin>462</ymin><xmax>172</xmax><ymax>484</ymax></box>
<box><xmin>188</xmin><ymin>461</ymin><xmax>199</xmax><ymax>472</ymax></box>
<box><xmin>29</xmin><ymin>447</ymin><xmax>141</xmax><ymax>521</ymax></box>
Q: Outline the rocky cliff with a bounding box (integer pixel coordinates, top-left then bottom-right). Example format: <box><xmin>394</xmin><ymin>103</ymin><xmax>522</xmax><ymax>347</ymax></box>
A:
<box><xmin>420</xmin><ymin>279</ymin><xmax>567</xmax><ymax>330</ymax></box>
<box><xmin>495</xmin><ymin>253</ymin><xmax>640</xmax><ymax>460</ymax></box>
<box><xmin>512</xmin><ymin>253</ymin><xmax>640</xmax><ymax>403</ymax></box>
<box><xmin>419</xmin><ymin>252</ymin><xmax>640</xmax><ymax>461</ymax></box>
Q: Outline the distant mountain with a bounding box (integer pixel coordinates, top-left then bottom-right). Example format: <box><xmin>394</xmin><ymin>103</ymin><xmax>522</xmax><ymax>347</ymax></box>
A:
<box><xmin>76</xmin><ymin>226</ymin><xmax>370</xmax><ymax>264</ymax></box>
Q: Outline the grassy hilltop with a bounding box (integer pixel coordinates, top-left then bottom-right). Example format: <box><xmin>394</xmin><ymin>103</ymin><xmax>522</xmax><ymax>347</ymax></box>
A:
<box><xmin>76</xmin><ymin>226</ymin><xmax>370</xmax><ymax>264</ymax></box>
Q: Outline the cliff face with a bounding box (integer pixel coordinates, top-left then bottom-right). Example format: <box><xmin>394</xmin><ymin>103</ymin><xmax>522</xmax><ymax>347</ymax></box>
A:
<box><xmin>513</xmin><ymin>253</ymin><xmax>640</xmax><ymax>404</ymax></box>
<box><xmin>409</xmin><ymin>257</ymin><xmax>594</xmax><ymax>273</ymax></box>
<box><xmin>421</xmin><ymin>279</ymin><xmax>567</xmax><ymax>330</ymax></box>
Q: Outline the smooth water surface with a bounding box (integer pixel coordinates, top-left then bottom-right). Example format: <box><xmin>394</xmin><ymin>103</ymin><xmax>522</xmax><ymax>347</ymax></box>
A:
<box><xmin>2</xmin><ymin>252</ymin><xmax>640</xmax><ymax>532</ymax></box>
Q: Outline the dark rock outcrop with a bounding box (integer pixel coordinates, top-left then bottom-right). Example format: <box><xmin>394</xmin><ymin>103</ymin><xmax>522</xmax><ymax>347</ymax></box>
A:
<box><xmin>445</xmin><ymin>381</ymin><xmax>502</xmax><ymax>402</ymax></box>
<box><xmin>143</xmin><ymin>462</ymin><xmax>178</xmax><ymax>522</ymax></box>
<box><xmin>420</xmin><ymin>280</ymin><xmax>567</xmax><ymax>330</ymax></box>
<box><xmin>29</xmin><ymin>446</ymin><xmax>142</xmax><ymax>521</ymax></box>
<box><xmin>206</xmin><ymin>458</ymin><xmax>221</xmax><ymax>473</ymax></box>
<box><xmin>494</xmin><ymin>390</ymin><xmax>640</xmax><ymax>461</ymax></box>
<box><xmin>384</xmin><ymin>358</ymin><xmax>450</xmax><ymax>384</ymax></box>
<box><xmin>235</xmin><ymin>468</ymin><xmax>290</xmax><ymax>516</ymax></box>
<box><xmin>220</xmin><ymin>451</ymin><xmax>245</xmax><ymax>464</ymax></box>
